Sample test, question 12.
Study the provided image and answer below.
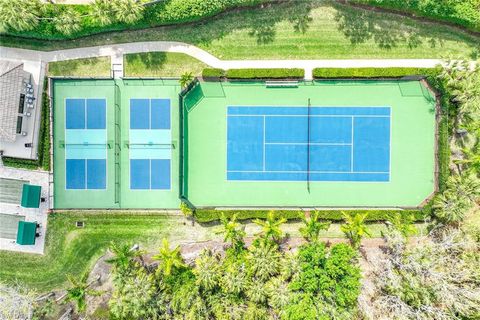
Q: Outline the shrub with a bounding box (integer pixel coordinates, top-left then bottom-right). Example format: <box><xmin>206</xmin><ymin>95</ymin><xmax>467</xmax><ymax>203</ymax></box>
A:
<box><xmin>313</xmin><ymin>67</ymin><xmax>435</xmax><ymax>79</ymax></box>
<box><xmin>226</xmin><ymin>68</ymin><xmax>305</xmax><ymax>79</ymax></box>
<box><xmin>202</xmin><ymin>68</ymin><xmax>226</xmax><ymax>79</ymax></box>
<box><xmin>194</xmin><ymin>209</ymin><xmax>427</xmax><ymax>223</ymax></box>
<box><xmin>352</xmin><ymin>0</ymin><xmax>480</xmax><ymax>32</ymax></box>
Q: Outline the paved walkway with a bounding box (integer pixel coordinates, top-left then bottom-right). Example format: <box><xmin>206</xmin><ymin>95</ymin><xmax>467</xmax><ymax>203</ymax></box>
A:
<box><xmin>1</xmin><ymin>41</ymin><xmax>447</xmax><ymax>80</ymax></box>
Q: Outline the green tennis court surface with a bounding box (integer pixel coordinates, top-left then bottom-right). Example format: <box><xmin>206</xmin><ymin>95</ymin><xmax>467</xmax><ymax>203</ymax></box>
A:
<box><xmin>183</xmin><ymin>80</ymin><xmax>436</xmax><ymax>207</ymax></box>
<box><xmin>53</xmin><ymin>79</ymin><xmax>435</xmax><ymax>209</ymax></box>
<box><xmin>53</xmin><ymin>79</ymin><xmax>180</xmax><ymax>209</ymax></box>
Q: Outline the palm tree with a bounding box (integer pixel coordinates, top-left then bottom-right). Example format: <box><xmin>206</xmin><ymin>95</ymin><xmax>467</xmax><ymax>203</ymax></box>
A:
<box><xmin>194</xmin><ymin>249</ymin><xmax>222</xmax><ymax>291</ymax></box>
<box><xmin>63</xmin><ymin>273</ymin><xmax>101</xmax><ymax>313</ymax></box>
<box><xmin>90</xmin><ymin>0</ymin><xmax>115</xmax><ymax>26</ymax></box>
<box><xmin>386</xmin><ymin>213</ymin><xmax>417</xmax><ymax>237</ymax></box>
<box><xmin>299</xmin><ymin>211</ymin><xmax>330</xmax><ymax>242</ymax></box>
<box><xmin>53</xmin><ymin>7</ymin><xmax>82</xmax><ymax>35</ymax></box>
<box><xmin>455</xmin><ymin>145</ymin><xmax>480</xmax><ymax>174</ymax></box>
<box><xmin>179</xmin><ymin>72</ymin><xmax>194</xmax><ymax>88</ymax></box>
<box><xmin>248</xmin><ymin>241</ymin><xmax>281</xmax><ymax>281</ymax></box>
<box><xmin>152</xmin><ymin>238</ymin><xmax>185</xmax><ymax>276</ymax></box>
<box><xmin>253</xmin><ymin>211</ymin><xmax>286</xmax><ymax>243</ymax></box>
<box><xmin>340</xmin><ymin>212</ymin><xmax>371</xmax><ymax>248</ymax></box>
<box><xmin>0</xmin><ymin>0</ymin><xmax>40</xmax><ymax>31</ymax></box>
<box><xmin>113</xmin><ymin>0</ymin><xmax>145</xmax><ymax>24</ymax></box>
<box><xmin>220</xmin><ymin>213</ymin><xmax>246</xmax><ymax>251</ymax></box>
<box><xmin>105</xmin><ymin>242</ymin><xmax>142</xmax><ymax>274</ymax></box>
<box><xmin>433</xmin><ymin>191</ymin><xmax>470</xmax><ymax>226</ymax></box>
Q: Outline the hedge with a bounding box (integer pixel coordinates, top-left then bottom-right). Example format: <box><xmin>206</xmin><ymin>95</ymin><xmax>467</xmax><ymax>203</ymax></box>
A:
<box><xmin>3</xmin><ymin>0</ymin><xmax>269</xmax><ymax>40</ymax></box>
<box><xmin>2</xmin><ymin>79</ymin><xmax>51</xmax><ymax>171</ymax></box>
<box><xmin>313</xmin><ymin>67</ymin><xmax>435</xmax><ymax>79</ymax></box>
<box><xmin>351</xmin><ymin>0</ymin><xmax>480</xmax><ymax>33</ymax></box>
<box><xmin>202</xmin><ymin>68</ymin><xmax>226</xmax><ymax>78</ymax></box>
<box><xmin>225</xmin><ymin>68</ymin><xmax>305</xmax><ymax>79</ymax></box>
<box><xmin>194</xmin><ymin>208</ymin><xmax>429</xmax><ymax>223</ymax></box>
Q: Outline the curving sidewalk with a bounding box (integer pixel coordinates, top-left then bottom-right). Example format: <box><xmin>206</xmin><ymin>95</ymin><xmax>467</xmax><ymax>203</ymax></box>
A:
<box><xmin>0</xmin><ymin>41</ymin><xmax>446</xmax><ymax>80</ymax></box>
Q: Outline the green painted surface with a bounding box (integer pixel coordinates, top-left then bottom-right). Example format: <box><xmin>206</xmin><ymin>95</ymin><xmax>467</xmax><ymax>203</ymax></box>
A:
<box><xmin>53</xmin><ymin>79</ymin><xmax>181</xmax><ymax>209</ymax></box>
<box><xmin>184</xmin><ymin>81</ymin><xmax>436</xmax><ymax>207</ymax></box>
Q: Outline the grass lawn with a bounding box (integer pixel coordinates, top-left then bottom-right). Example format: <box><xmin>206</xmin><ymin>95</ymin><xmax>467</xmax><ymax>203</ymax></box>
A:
<box><xmin>48</xmin><ymin>57</ymin><xmax>111</xmax><ymax>77</ymax></box>
<box><xmin>0</xmin><ymin>211</ymin><xmax>425</xmax><ymax>293</ymax></box>
<box><xmin>4</xmin><ymin>2</ymin><xmax>479</xmax><ymax>59</ymax></box>
<box><xmin>124</xmin><ymin>52</ymin><xmax>208</xmax><ymax>77</ymax></box>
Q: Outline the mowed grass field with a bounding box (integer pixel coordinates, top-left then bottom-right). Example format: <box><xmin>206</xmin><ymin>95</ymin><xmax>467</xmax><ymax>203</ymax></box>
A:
<box><xmin>48</xmin><ymin>57</ymin><xmax>111</xmax><ymax>77</ymax></box>
<box><xmin>124</xmin><ymin>52</ymin><xmax>208</xmax><ymax>77</ymax></box>
<box><xmin>4</xmin><ymin>2</ymin><xmax>479</xmax><ymax>59</ymax></box>
<box><xmin>0</xmin><ymin>211</ymin><xmax>416</xmax><ymax>292</ymax></box>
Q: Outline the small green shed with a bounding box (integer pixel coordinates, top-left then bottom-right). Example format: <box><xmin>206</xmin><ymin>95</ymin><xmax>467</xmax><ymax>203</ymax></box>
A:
<box><xmin>16</xmin><ymin>221</ymin><xmax>37</xmax><ymax>245</ymax></box>
<box><xmin>21</xmin><ymin>184</ymin><xmax>41</xmax><ymax>208</ymax></box>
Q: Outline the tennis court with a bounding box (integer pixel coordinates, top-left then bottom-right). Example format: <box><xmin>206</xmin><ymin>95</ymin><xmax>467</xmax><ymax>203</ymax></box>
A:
<box><xmin>227</xmin><ymin>106</ymin><xmax>390</xmax><ymax>182</ymax></box>
<box><xmin>183</xmin><ymin>80</ymin><xmax>436</xmax><ymax>207</ymax></box>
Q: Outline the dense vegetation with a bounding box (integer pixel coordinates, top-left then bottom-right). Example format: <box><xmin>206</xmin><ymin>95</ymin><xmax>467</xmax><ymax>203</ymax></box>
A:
<box><xmin>0</xmin><ymin>0</ymin><xmax>269</xmax><ymax>39</ymax></box>
<box><xmin>2</xmin><ymin>79</ymin><xmax>51</xmax><ymax>171</ymax></box>
<box><xmin>353</xmin><ymin>0</ymin><xmax>480</xmax><ymax>32</ymax></box>
<box><xmin>313</xmin><ymin>67</ymin><xmax>434</xmax><ymax>78</ymax></box>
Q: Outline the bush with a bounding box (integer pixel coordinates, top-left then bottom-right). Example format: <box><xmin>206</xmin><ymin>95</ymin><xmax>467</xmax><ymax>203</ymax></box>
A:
<box><xmin>202</xmin><ymin>68</ymin><xmax>226</xmax><ymax>79</ymax></box>
<box><xmin>352</xmin><ymin>0</ymin><xmax>480</xmax><ymax>32</ymax></box>
<box><xmin>194</xmin><ymin>209</ymin><xmax>427</xmax><ymax>223</ymax></box>
<box><xmin>226</xmin><ymin>68</ymin><xmax>305</xmax><ymax>79</ymax></box>
<box><xmin>2</xmin><ymin>0</ymin><xmax>269</xmax><ymax>40</ymax></box>
<box><xmin>313</xmin><ymin>67</ymin><xmax>435</xmax><ymax>79</ymax></box>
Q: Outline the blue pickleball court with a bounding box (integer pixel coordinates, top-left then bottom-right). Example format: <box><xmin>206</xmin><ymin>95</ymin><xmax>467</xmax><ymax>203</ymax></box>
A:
<box><xmin>227</xmin><ymin>106</ymin><xmax>391</xmax><ymax>182</ymax></box>
<box><xmin>65</xmin><ymin>98</ymin><xmax>107</xmax><ymax>189</ymax></box>
<box><xmin>129</xmin><ymin>98</ymin><xmax>171</xmax><ymax>190</ymax></box>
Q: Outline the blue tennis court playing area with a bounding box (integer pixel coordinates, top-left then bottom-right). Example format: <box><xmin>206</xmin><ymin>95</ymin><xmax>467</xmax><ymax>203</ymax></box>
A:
<box><xmin>227</xmin><ymin>106</ymin><xmax>391</xmax><ymax>182</ymax></box>
<box><xmin>65</xmin><ymin>98</ymin><xmax>107</xmax><ymax>189</ymax></box>
<box><xmin>129</xmin><ymin>98</ymin><xmax>171</xmax><ymax>190</ymax></box>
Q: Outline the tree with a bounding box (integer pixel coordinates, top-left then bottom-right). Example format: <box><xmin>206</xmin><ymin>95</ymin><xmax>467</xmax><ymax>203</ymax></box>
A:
<box><xmin>455</xmin><ymin>145</ymin><xmax>480</xmax><ymax>174</ymax></box>
<box><xmin>433</xmin><ymin>191</ymin><xmax>470</xmax><ymax>226</ymax></box>
<box><xmin>194</xmin><ymin>250</ymin><xmax>222</xmax><ymax>292</ymax></box>
<box><xmin>113</xmin><ymin>0</ymin><xmax>145</xmax><ymax>24</ymax></box>
<box><xmin>247</xmin><ymin>241</ymin><xmax>281</xmax><ymax>282</ymax></box>
<box><xmin>105</xmin><ymin>242</ymin><xmax>142</xmax><ymax>275</ymax></box>
<box><xmin>90</xmin><ymin>0</ymin><xmax>115</xmax><ymax>26</ymax></box>
<box><xmin>340</xmin><ymin>212</ymin><xmax>371</xmax><ymax>248</ymax></box>
<box><xmin>299</xmin><ymin>211</ymin><xmax>330</xmax><ymax>242</ymax></box>
<box><xmin>152</xmin><ymin>238</ymin><xmax>185</xmax><ymax>276</ymax></box>
<box><xmin>53</xmin><ymin>6</ymin><xmax>82</xmax><ymax>35</ymax></box>
<box><xmin>386</xmin><ymin>213</ymin><xmax>417</xmax><ymax>237</ymax></box>
<box><xmin>253</xmin><ymin>210</ymin><xmax>286</xmax><ymax>243</ymax></box>
<box><xmin>220</xmin><ymin>213</ymin><xmax>246</xmax><ymax>251</ymax></box>
<box><xmin>0</xmin><ymin>282</ymin><xmax>37</xmax><ymax>320</ymax></box>
<box><xmin>179</xmin><ymin>72</ymin><xmax>194</xmax><ymax>88</ymax></box>
<box><xmin>0</xmin><ymin>0</ymin><xmax>40</xmax><ymax>31</ymax></box>
<box><xmin>64</xmin><ymin>273</ymin><xmax>101</xmax><ymax>313</ymax></box>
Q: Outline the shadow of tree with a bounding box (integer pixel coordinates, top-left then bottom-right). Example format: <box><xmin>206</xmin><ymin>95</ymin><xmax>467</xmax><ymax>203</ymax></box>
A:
<box><xmin>333</xmin><ymin>3</ymin><xmax>452</xmax><ymax>50</ymax></box>
<box><xmin>125</xmin><ymin>52</ymin><xmax>167</xmax><ymax>70</ymax></box>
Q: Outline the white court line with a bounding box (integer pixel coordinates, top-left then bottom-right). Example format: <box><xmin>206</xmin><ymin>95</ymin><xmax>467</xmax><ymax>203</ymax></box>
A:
<box><xmin>351</xmin><ymin>116</ymin><xmax>354</xmax><ymax>172</ymax></box>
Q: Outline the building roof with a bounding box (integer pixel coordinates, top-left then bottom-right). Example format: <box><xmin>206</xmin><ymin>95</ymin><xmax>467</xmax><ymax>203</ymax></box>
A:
<box><xmin>0</xmin><ymin>61</ymin><xmax>25</xmax><ymax>142</ymax></box>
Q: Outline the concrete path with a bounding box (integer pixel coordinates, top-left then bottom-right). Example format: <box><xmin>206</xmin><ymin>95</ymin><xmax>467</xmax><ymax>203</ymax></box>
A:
<box><xmin>1</xmin><ymin>41</ymin><xmax>446</xmax><ymax>80</ymax></box>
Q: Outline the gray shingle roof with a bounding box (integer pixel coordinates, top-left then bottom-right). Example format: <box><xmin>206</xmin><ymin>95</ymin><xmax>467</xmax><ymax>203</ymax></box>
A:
<box><xmin>0</xmin><ymin>61</ymin><xmax>24</xmax><ymax>142</ymax></box>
